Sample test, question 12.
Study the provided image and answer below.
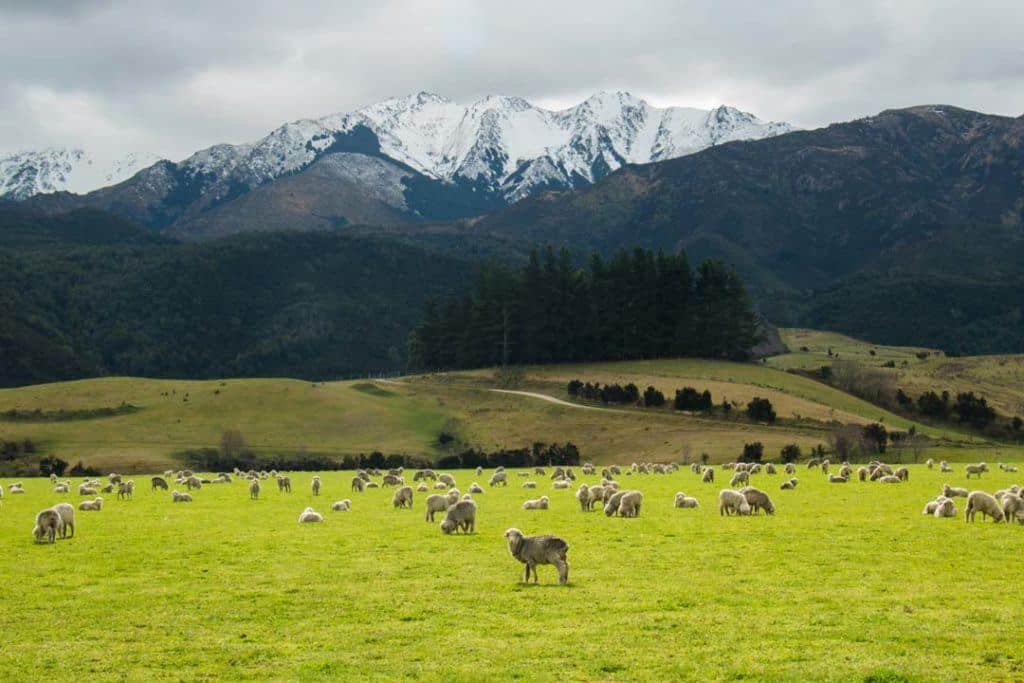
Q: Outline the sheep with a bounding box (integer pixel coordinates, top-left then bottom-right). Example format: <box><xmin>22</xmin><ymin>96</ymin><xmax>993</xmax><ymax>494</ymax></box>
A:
<box><xmin>382</xmin><ymin>474</ymin><xmax>404</xmax><ymax>487</ymax></box>
<box><xmin>1001</xmin><ymin>494</ymin><xmax>1024</xmax><ymax>524</ymax></box>
<box><xmin>433</xmin><ymin>481</ymin><xmax>449</xmax><ymax>490</ymax></box>
<box><xmin>943</xmin><ymin>484</ymin><xmax>969</xmax><ymax>498</ymax></box>
<box><xmin>108</xmin><ymin>473</ymin><xmax>123</xmax><ymax>485</ymax></box>
<box><xmin>719</xmin><ymin>489</ymin><xmax>752</xmax><ymax>516</ymax></box>
<box><xmin>740</xmin><ymin>487</ymin><xmax>776</xmax><ymax>515</ymax></box>
<box><xmin>185</xmin><ymin>476</ymin><xmax>202</xmax><ymax>490</ymax></box>
<box><xmin>298</xmin><ymin>507</ymin><xmax>324</xmax><ymax>523</ymax></box>
<box><xmin>674</xmin><ymin>492</ymin><xmax>699</xmax><ymax>508</ymax></box>
<box><xmin>617</xmin><ymin>490</ymin><xmax>644</xmax><ymax>518</ymax></box>
<box><xmin>923</xmin><ymin>499</ymin><xmax>941</xmax><ymax>515</ymax></box>
<box><xmin>926</xmin><ymin>458</ymin><xmax>935</xmax><ymax>469</ymax></box>
<box><xmin>413</xmin><ymin>469</ymin><xmax>436</xmax><ymax>481</ymax></box>
<box><xmin>965</xmin><ymin>463</ymin><xmax>988</xmax><ymax>479</ymax></box>
<box><xmin>940</xmin><ymin>460</ymin><xmax>953</xmax><ymax>473</ymax></box>
<box><xmin>311</xmin><ymin>476</ymin><xmax>322</xmax><ymax>496</ymax></box>
<box><xmin>893</xmin><ymin>467</ymin><xmax>909</xmax><ymax>482</ymax></box>
<box><xmin>278</xmin><ymin>476</ymin><xmax>292</xmax><ymax>493</ymax></box>
<box><xmin>33</xmin><ymin>508</ymin><xmax>62</xmax><ymax>543</ymax></box>
<box><xmin>603</xmin><ymin>490</ymin><xmax>627</xmax><ymax>516</ymax></box>
<box><xmin>702</xmin><ymin>468</ymin><xmax>715</xmax><ymax>484</ymax></box>
<box><xmin>51</xmin><ymin>502</ymin><xmax>75</xmax><ymax>539</ymax></box>
<box><xmin>350</xmin><ymin>477</ymin><xmax>364</xmax><ymax>493</ymax></box>
<box><xmin>488</xmin><ymin>471</ymin><xmax>508</xmax><ymax>487</ymax></box>
<box><xmin>151</xmin><ymin>476</ymin><xmax>168</xmax><ymax>491</ymax></box>
<box><xmin>331</xmin><ymin>500</ymin><xmax>351</xmax><ymax>512</ymax></box>
<box><xmin>582</xmin><ymin>464</ymin><xmax>596</xmax><ymax>475</ymax></box>
<box><xmin>729</xmin><ymin>471</ymin><xmax>749</xmax><ymax>488</ymax></box>
<box><xmin>522</xmin><ymin>481</ymin><xmax>538</xmax><ymax>489</ymax></box>
<box><xmin>780</xmin><ymin>478</ymin><xmax>798</xmax><ymax>490</ymax></box>
<box><xmin>522</xmin><ymin>495</ymin><xmax>550</xmax><ymax>510</ymax></box>
<box><xmin>101</xmin><ymin>483</ymin><xmax>115</xmax><ymax>494</ymax></box>
<box><xmin>475</xmin><ymin>466</ymin><xmax>483</xmax><ymax>476</ymax></box>
<box><xmin>857</xmin><ymin>467</ymin><xmax>868</xmax><ymax>482</ymax></box>
<box><xmin>784</xmin><ymin>463</ymin><xmax>796</xmax><ymax>475</ymax></box>
<box><xmin>416</xmin><ymin>483</ymin><xmax>429</xmax><ymax>492</ymax></box>
<box><xmin>764</xmin><ymin>462</ymin><xmax>777</xmax><ymax>475</ymax></box>
<box><xmin>464</xmin><ymin>482</ymin><xmax>483</xmax><ymax>494</ymax></box>
<box><xmin>552</xmin><ymin>480</ymin><xmax>571</xmax><ymax>490</ymax></box>
<box><xmin>609</xmin><ymin>465</ymin><xmax>621</xmax><ymax>475</ymax></box>
<box><xmin>392</xmin><ymin>486</ymin><xmax>414</xmax><ymax>509</ymax></box>
<box><xmin>438</xmin><ymin>474</ymin><xmax>456</xmax><ymax>487</ymax></box>
<box><xmin>878</xmin><ymin>475</ymin><xmax>901</xmax><ymax>484</ymax></box>
<box><xmin>965</xmin><ymin>491</ymin><xmax>1004</xmax><ymax>523</ymax></box>
<box><xmin>53</xmin><ymin>483</ymin><xmax>70</xmax><ymax>493</ymax></box>
<box><xmin>440</xmin><ymin>499</ymin><xmax>477</xmax><ymax>534</ymax></box>
<box><xmin>249</xmin><ymin>478</ymin><xmax>260</xmax><ymax>500</ymax></box>
<box><xmin>78</xmin><ymin>497</ymin><xmax>103</xmax><ymax>511</ymax></box>
<box><xmin>839</xmin><ymin>464</ymin><xmax>853</xmax><ymax>479</ymax></box>
<box><xmin>504</xmin><ymin>528</ymin><xmax>569</xmax><ymax>584</ymax></box>
<box><xmin>365</xmin><ymin>481</ymin><xmax>379</xmax><ymax>489</ymax></box>
<box><xmin>171</xmin><ymin>490</ymin><xmax>192</xmax><ymax>503</ymax></box>
<box><xmin>820</xmin><ymin>460</ymin><xmax>830</xmax><ymax>474</ymax></box>
<box><xmin>425</xmin><ymin>494</ymin><xmax>449</xmax><ymax>522</ymax></box>
<box><xmin>117</xmin><ymin>480</ymin><xmax>135</xmax><ymax>500</ymax></box>
<box><xmin>829</xmin><ymin>474</ymin><xmax>848</xmax><ymax>483</ymax></box>
<box><xmin>575</xmin><ymin>484</ymin><xmax>591</xmax><ymax>511</ymax></box>
<box><xmin>934</xmin><ymin>497</ymin><xmax>957</xmax><ymax>518</ymax></box>
<box><xmin>78</xmin><ymin>485</ymin><xmax>97</xmax><ymax>496</ymax></box>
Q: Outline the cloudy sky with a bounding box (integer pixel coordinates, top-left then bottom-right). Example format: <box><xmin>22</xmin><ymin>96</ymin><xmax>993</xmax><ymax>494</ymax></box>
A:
<box><xmin>2</xmin><ymin>0</ymin><xmax>1023</xmax><ymax>160</ymax></box>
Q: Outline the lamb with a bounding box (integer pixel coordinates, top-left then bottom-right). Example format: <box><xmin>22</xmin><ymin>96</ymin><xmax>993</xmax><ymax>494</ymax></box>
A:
<box><xmin>151</xmin><ymin>476</ymin><xmax>169</xmax><ymax>491</ymax></box>
<box><xmin>350</xmin><ymin>477</ymin><xmax>364</xmax><ymax>493</ymax></box>
<box><xmin>522</xmin><ymin>495</ymin><xmax>550</xmax><ymax>510</ymax></box>
<box><xmin>440</xmin><ymin>499</ymin><xmax>477</xmax><ymax>534</ymax></box>
<box><xmin>719</xmin><ymin>489</ymin><xmax>752</xmax><ymax>516</ymax></box>
<box><xmin>934</xmin><ymin>497</ymin><xmax>957</xmax><ymax>518</ymax></box>
<box><xmin>33</xmin><ymin>508</ymin><xmax>62</xmax><ymax>543</ymax></box>
<box><xmin>1001</xmin><ymin>494</ymin><xmax>1024</xmax><ymax>524</ymax></box>
<box><xmin>740</xmin><ymin>487</ymin><xmax>776</xmax><ymax>515</ymax></box>
<box><xmin>51</xmin><ymin>503</ymin><xmax>75</xmax><ymax>539</ymax></box>
<box><xmin>576</xmin><ymin>484</ymin><xmax>591</xmax><ymax>511</ymax></box>
<box><xmin>425</xmin><ymin>494</ymin><xmax>449</xmax><ymax>521</ymax></box>
<box><xmin>943</xmin><ymin>484</ymin><xmax>969</xmax><ymax>498</ymax></box>
<box><xmin>617</xmin><ymin>490</ymin><xmax>644</xmax><ymax>518</ymax></box>
<box><xmin>78</xmin><ymin>497</ymin><xmax>103</xmax><ymax>511</ymax></box>
<box><xmin>311</xmin><ymin>476</ymin><xmax>322</xmax><ymax>496</ymax></box>
<box><xmin>488</xmin><ymin>471</ymin><xmax>508</xmax><ymax>487</ymax></box>
<box><xmin>249</xmin><ymin>479</ymin><xmax>260</xmax><ymax>500</ymax></box>
<box><xmin>702</xmin><ymin>468</ymin><xmax>715</xmax><ymax>484</ymax></box>
<box><xmin>391</xmin><ymin>485</ymin><xmax>414</xmax><ymax>509</ymax></box>
<box><xmin>729</xmin><ymin>471</ymin><xmax>749</xmax><ymax>488</ymax></box>
<box><xmin>965</xmin><ymin>491</ymin><xmax>1004</xmax><ymax>523</ymax></box>
<box><xmin>331</xmin><ymin>499</ymin><xmax>351</xmax><ymax>512</ymax></box>
<box><xmin>503</xmin><ymin>528</ymin><xmax>569</xmax><ymax>584</ymax></box>
<box><xmin>278</xmin><ymin>476</ymin><xmax>292</xmax><ymax>493</ymax></box>
<box><xmin>780</xmin><ymin>478</ymin><xmax>798</xmax><ymax>490</ymax></box>
<box><xmin>117</xmin><ymin>480</ymin><xmax>135</xmax><ymax>500</ymax></box>
<box><xmin>965</xmin><ymin>463</ymin><xmax>988</xmax><ymax>479</ymax></box>
<box><xmin>522</xmin><ymin>481</ymin><xmax>538</xmax><ymax>489</ymax></box>
<box><xmin>828</xmin><ymin>474</ymin><xmax>848</xmax><ymax>483</ymax></box>
<box><xmin>171</xmin><ymin>490</ymin><xmax>192</xmax><ymax>503</ymax></box>
<box><xmin>298</xmin><ymin>507</ymin><xmax>324</xmax><ymax>523</ymax></box>
<box><xmin>674</xmin><ymin>492</ymin><xmax>699</xmax><ymax>508</ymax></box>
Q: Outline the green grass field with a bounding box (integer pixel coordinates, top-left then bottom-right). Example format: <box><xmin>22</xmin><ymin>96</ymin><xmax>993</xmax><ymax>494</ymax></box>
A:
<box><xmin>3</xmin><ymin>464</ymin><xmax>1023</xmax><ymax>681</ymax></box>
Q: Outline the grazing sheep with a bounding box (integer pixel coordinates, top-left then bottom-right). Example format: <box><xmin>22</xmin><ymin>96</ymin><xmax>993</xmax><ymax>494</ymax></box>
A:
<box><xmin>278</xmin><ymin>476</ymin><xmax>292</xmax><ymax>493</ymax></box>
<box><xmin>171</xmin><ymin>490</ymin><xmax>192</xmax><ymax>503</ymax></box>
<box><xmin>52</xmin><ymin>503</ymin><xmax>75</xmax><ymax>539</ymax></box>
<box><xmin>1001</xmin><ymin>494</ymin><xmax>1024</xmax><ymax>524</ymax></box>
<box><xmin>382</xmin><ymin>474</ymin><xmax>404</xmax><ymax>487</ymax></box>
<box><xmin>829</xmin><ymin>474</ymin><xmax>848</xmax><ymax>483</ymax></box>
<box><xmin>522</xmin><ymin>481</ymin><xmax>538</xmax><ymax>489</ymax></box>
<box><xmin>117</xmin><ymin>481</ymin><xmax>135</xmax><ymax>500</ymax></box>
<box><xmin>582</xmin><ymin>464</ymin><xmax>596</xmax><ymax>475</ymax></box>
<box><xmin>934</xmin><ymin>497</ymin><xmax>957</xmax><ymax>518</ymax></box>
<box><xmin>893</xmin><ymin>467</ymin><xmax>909</xmax><ymax>482</ymax></box>
<box><xmin>438</xmin><ymin>474</ymin><xmax>456</xmax><ymax>487</ymax></box>
<box><xmin>440</xmin><ymin>499</ymin><xmax>477</xmax><ymax>534</ymax></box>
<box><xmin>943</xmin><ymin>484</ymin><xmax>970</xmax><ymax>498</ymax></box>
<box><xmin>740</xmin><ymin>487</ymin><xmax>776</xmax><ymax>515</ymax></box>
<box><xmin>249</xmin><ymin>479</ymin><xmax>260</xmax><ymax>500</ymax></box>
<box><xmin>784</xmin><ymin>463</ymin><xmax>796</xmax><ymax>475</ymax></box>
<box><xmin>475</xmin><ymin>466</ymin><xmax>483</xmax><ymax>476</ymax></box>
<box><xmin>674</xmin><ymin>492</ymin><xmax>699</xmax><ymax>508</ymax></box>
<box><xmin>965</xmin><ymin>491</ymin><xmax>1004</xmax><ymax>523</ymax></box>
<box><xmin>365</xmin><ymin>481</ymin><xmax>379</xmax><ymax>489</ymax></box>
<box><xmin>764</xmin><ymin>463</ymin><xmax>777</xmax><ymax>475</ymax></box>
<box><xmin>780</xmin><ymin>478</ymin><xmax>798</xmax><ymax>490</ymax></box>
<box><xmin>522</xmin><ymin>495</ymin><xmax>550</xmax><ymax>510</ymax></box>
<box><xmin>488</xmin><ymin>471</ymin><xmax>508</xmax><ymax>487</ymax></box>
<box><xmin>108</xmin><ymin>473</ymin><xmax>122</xmax><ymax>485</ymax></box>
<box><xmin>729</xmin><ymin>471</ymin><xmax>749</xmax><ymax>488</ymax></box>
<box><xmin>504</xmin><ymin>528</ymin><xmax>569</xmax><ymax>584</ymax></box>
<box><xmin>78</xmin><ymin>497</ymin><xmax>103</xmax><ymax>511</ymax></box>
<box><xmin>425</xmin><ymin>494</ymin><xmax>449</xmax><ymax>521</ymax></box>
<box><xmin>719</xmin><ymin>489</ymin><xmax>752</xmax><ymax>516</ymax></box>
<box><xmin>311</xmin><ymin>476</ymin><xmax>322</xmax><ymax>496</ymax></box>
<box><xmin>78</xmin><ymin>485</ymin><xmax>97</xmax><ymax>496</ymax></box>
<box><xmin>603</xmin><ymin>490</ymin><xmax>627</xmax><ymax>517</ymax></box>
<box><xmin>617</xmin><ymin>490</ymin><xmax>644</xmax><ymax>518</ymax></box>
<box><xmin>298</xmin><ymin>507</ymin><xmax>324</xmax><ymax>523</ymax></box>
<box><xmin>965</xmin><ymin>463</ymin><xmax>988</xmax><ymax>479</ymax></box>
<box><xmin>575</xmin><ymin>483</ymin><xmax>590</xmax><ymax>511</ymax></box>
<box><xmin>416</xmin><ymin>483</ymin><xmax>428</xmax><ymax>492</ymax></box>
<box><xmin>151</xmin><ymin>476</ymin><xmax>168</xmax><ymax>491</ymax></box>
<box><xmin>552</xmin><ymin>480</ymin><xmax>571</xmax><ymax>490</ymax></box>
<box><xmin>33</xmin><ymin>508</ymin><xmax>62</xmax><ymax>543</ymax></box>
<box><xmin>857</xmin><ymin>467</ymin><xmax>868</xmax><ymax>482</ymax></box>
<box><xmin>185</xmin><ymin>476</ymin><xmax>203</xmax><ymax>490</ymax></box>
<box><xmin>101</xmin><ymin>483</ymin><xmax>115</xmax><ymax>494</ymax></box>
<box><xmin>702</xmin><ymin>468</ymin><xmax>715</xmax><ymax>484</ymax></box>
<box><xmin>331</xmin><ymin>500</ymin><xmax>351</xmax><ymax>512</ymax></box>
<box><xmin>350</xmin><ymin>477</ymin><xmax>365</xmax><ymax>493</ymax></box>
<box><xmin>392</xmin><ymin>485</ymin><xmax>414</xmax><ymax>509</ymax></box>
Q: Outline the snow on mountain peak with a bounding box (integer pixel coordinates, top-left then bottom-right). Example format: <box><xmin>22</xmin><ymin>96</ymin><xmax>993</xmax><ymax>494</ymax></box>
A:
<box><xmin>0</xmin><ymin>147</ymin><xmax>162</xmax><ymax>199</ymax></box>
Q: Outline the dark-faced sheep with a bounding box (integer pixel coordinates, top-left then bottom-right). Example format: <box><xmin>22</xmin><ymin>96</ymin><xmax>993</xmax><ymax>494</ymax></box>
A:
<box><xmin>151</xmin><ymin>476</ymin><xmax>168</xmax><ymax>491</ymax></box>
<box><xmin>311</xmin><ymin>476</ymin><xmax>322</xmax><ymax>496</ymax></box>
<box><xmin>33</xmin><ymin>508</ymin><xmax>62</xmax><ymax>543</ymax></box>
<box><xmin>965</xmin><ymin>491</ymin><xmax>1004</xmax><ymax>523</ymax></box>
<box><xmin>504</xmin><ymin>528</ymin><xmax>569</xmax><ymax>584</ymax></box>
<box><xmin>702</xmin><ymin>468</ymin><xmax>715</xmax><ymax>484</ymax></box>
<box><xmin>440</xmin><ymin>499</ymin><xmax>477</xmax><ymax>534</ymax></box>
<box><xmin>250</xmin><ymin>479</ymin><xmax>260</xmax><ymax>500</ymax></box>
<box><xmin>741</xmin><ymin>487</ymin><xmax>775</xmax><ymax>515</ymax></box>
<box><xmin>392</xmin><ymin>486</ymin><xmax>414</xmax><ymax>509</ymax></box>
<box><xmin>350</xmin><ymin>477</ymin><xmax>364</xmax><ymax>493</ymax></box>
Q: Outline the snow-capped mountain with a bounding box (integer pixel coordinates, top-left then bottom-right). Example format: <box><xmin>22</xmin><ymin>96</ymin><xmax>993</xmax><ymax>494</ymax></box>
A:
<box><xmin>0</xmin><ymin>148</ymin><xmax>162</xmax><ymax>200</ymax></box>
<box><xmin>8</xmin><ymin>91</ymin><xmax>794</xmax><ymax>238</ymax></box>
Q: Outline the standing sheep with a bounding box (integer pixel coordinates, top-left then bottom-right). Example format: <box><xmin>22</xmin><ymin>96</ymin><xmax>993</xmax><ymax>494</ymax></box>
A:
<box><xmin>392</xmin><ymin>486</ymin><xmax>414</xmax><ymax>509</ymax></box>
<box><xmin>741</xmin><ymin>487</ymin><xmax>776</xmax><ymax>515</ymax></box>
<box><xmin>311</xmin><ymin>476</ymin><xmax>321</xmax><ymax>496</ymax></box>
<box><xmin>425</xmin><ymin>494</ymin><xmax>449</xmax><ymax>521</ymax></box>
<box><xmin>603</xmin><ymin>490</ymin><xmax>627</xmax><ymax>517</ymax></box>
<box><xmin>702</xmin><ymin>468</ymin><xmax>715</xmax><ymax>484</ymax></box>
<box><xmin>52</xmin><ymin>503</ymin><xmax>75</xmax><ymax>539</ymax></box>
<box><xmin>965</xmin><ymin>491</ymin><xmax>1004</xmax><ymax>523</ymax></box>
<box><xmin>151</xmin><ymin>476</ymin><xmax>168</xmax><ymax>491</ymax></box>
<box><xmin>1001</xmin><ymin>494</ymin><xmax>1024</xmax><ymax>524</ymax></box>
<box><xmin>440</xmin><ymin>500</ymin><xmax>477</xmax><ymax>534</ymax></box>
<box><xmin>522</xmin><ymin>496</ymin><xmax>550</xmax><ymax>510</ymax></box>
<box><xmin>278</xmin><ymin>476</ymin><xmax>292</xmax><ymax>493</ymax></box>
<box><xmin>784</xmin><ymin>463</ymin><xmax>796</xmax><ymax>475</ymax></box>
<box><xmin>117</xmin><ymin>481</ymin><xmax>135</xmax><ymax>500</ymax></box>
<box><xmin>488</xmin><ymin>471</ymin><xmax>508</xmax><ymax>487</ymax></box>
<box><xmin>857</xmin><ymin>467</ymin><xmax>868</xmax><ymax>482</ymax></box>
<box><xmin>617</xmin><ymin>490</ymin><xmax>644</xmax><ymax>518</ymax></box>
<box><xmin>729</xmin><ymin>471</ymin><xmax>749</xmax><ymax>488</ymax></box>
<box><xmin>33</xmin><ymin>508</ymin><xmax>62</xmax><ymax>543</ymax></box>
<box><xmin>250</xmin><ymin>479</ymin><xmax>261</xmax><ymax>500</ymax></box>
<box><xmin>719</xmin><ymin>489</ymin><xmax>752</xmax><ymax>516</ymax></box>
<box><xmin>503</xmin><ymin>528</ymin><xmax>569</xmax><ymax>584</ymax></box>
<box><xmin>350</xmin><ymin>477</ymin><xmax>364</xmax><ymax>493</ymax></box>
<box><xmin>965</xmin><ymin>463</ymin><xmax>988</xmax><ymax>479</ymax></box>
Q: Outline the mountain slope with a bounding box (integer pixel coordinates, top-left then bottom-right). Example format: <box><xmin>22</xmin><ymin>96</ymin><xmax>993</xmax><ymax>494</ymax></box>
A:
<box><xmin>0</xmin><ymin>148</ymin><xmax>161</xmax><ymax>199</ymax></box>
<box><xmin>13</xmin><ymin>91</ymin><xmax>792</xmax><ymax>237</ymax></box>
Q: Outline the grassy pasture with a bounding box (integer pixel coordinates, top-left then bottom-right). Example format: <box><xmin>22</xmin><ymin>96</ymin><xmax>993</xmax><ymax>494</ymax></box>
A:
<box><xmin>3</xmin><ymin>464</ymin><xmax>1024</xmax><ymax>681</ymax></box>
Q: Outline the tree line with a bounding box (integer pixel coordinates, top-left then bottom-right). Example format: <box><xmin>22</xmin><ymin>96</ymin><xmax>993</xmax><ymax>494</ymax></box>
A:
<box><xmin>408</xmin><ymin>247</ymin><xmax>760</xmax><ymax>370</ymax></box>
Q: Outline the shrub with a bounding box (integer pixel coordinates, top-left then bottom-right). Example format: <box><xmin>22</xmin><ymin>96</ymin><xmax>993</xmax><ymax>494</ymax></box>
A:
<box><xmin>38</xmin><ymin>456</ymin><xmax>69</xmax><ymax>477</ymax></box>
<box><xmin>780</xmin><ymin>444</ymin><xmax>801</xmax><ymax>463</ymax></box>
<box><xmin>643</xmin><ymin>386</ymin><xmax>666</xmax><ymax>407</ymax></box>
<box><xmin>862</xmin><ymin>423</ymin><xmax>888</xmax><ymax>454</ymax></box>
<box><xmin>739</xmin><ymin>442</ymin><xmax>764</xmax><ymax>463</ymax></box>
<box><xmin>746</xmin><ymin>397</ymin><xmax>776</xmax><ymax>423</ymax></box>
<box><xmin>567</xmin><ymin>379</ymin><xmax>584</xmax><ymax>397</ymax></box>
<box><xmin>674</xmin><ymin>387</ymin><xmax>713</xmax><ymax>412</ymax></box>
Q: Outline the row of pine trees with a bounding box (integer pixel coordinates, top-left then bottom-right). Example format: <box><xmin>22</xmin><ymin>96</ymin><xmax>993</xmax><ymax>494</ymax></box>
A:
<box><xmin>407</xmin><ymin>247</ymin><xmax>760</xmax><ymax>370</ymax></box>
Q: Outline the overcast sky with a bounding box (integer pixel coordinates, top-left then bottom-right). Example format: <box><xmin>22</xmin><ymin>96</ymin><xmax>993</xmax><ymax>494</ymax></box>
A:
<box><xmin>2</xmin><ymin>0</ymin><xmax>1023</xmax><ymax>160</ymax></box>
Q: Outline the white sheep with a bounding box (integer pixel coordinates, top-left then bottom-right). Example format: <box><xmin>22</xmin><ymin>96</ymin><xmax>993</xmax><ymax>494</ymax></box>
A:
<box><xmin>330</xmin><ymin>499</ymin><xmax>351</xmax><ymax>512</ymax></box>
<box><xmin>392</xmin><ymin>486</ymin><xmax>414</xmax><ymax>509</ymax></box>
<box><xmin>488</xmin><ymin>471</ymin><xmax>508</xmax><ymax>487</ymax></box>
<box><xmin>425</xmin><ymin>494</ymin><xmax>449</xmax><ymax>521</ymax></box>
<box><xmin>298</xmin><ymin>507</ymin><xmax>324</xmax><ymax>523</ymax></box>
<box><xmin>53</xmin><ymin>483</ymin><xmax>70</xmax><ymax>493</ymax></box>
<box><xmin>729</xmin><ymin>471</ymin><xmax>749</xmax><ymax>488</ymax></box>
<box><xmin>965</xmin><ymin>491</ymin><xmax>1004</xmax><ymax>523</ymax></box>
<box><xmin>440</xmin><ymin>499</ymin><xmax>477</xmax><ymax>534</ymax></box>
<box><xmin>78</xmin><ymin>497</ymin><xmax>103</xmax><ymax>511</ymax></box>
<box><xmin>933</xmin><ymin>497</ymin><xmax>957</xmax><ymax>518</ymax></box>
<box><xmin>779</xmin><ymin>478</ymin><xmax>798</xmax><ymax>490</ymax></box>
<box><xmin>552</xmin><ymin>480</ymin><xmax>571</xmax><ymax>490</ymax></box>
<box><xmin>674</xmin><ymin>492</ymin><xmax>699</xmax><ymax>508</ymax></box>
<box><xmin>1001</xmin><ymin>494</ymin><xmax>1024</xmax><ymax>524</ymax></box>
<box><xmin>250</xmin><ymin>479</ymin><xmax>261</xmax><ymax>500</ymax></box>
<box><xmin>503</xmin><ymin>528</ymin><xmax>569</xmax><ymax>584</ymax></box>
<box><xmin>33</xmin><ymin>508</ymin><xmax>62</xmax><ymax>543</ymax></box>
<box><xmin>943</xmin><ymin>484</ymin><xmax>969</xmax><ymax>498</ymax></box>
<box><xmin>171</xmin><ymin>490</ymin><xmax>192</xmax><ymax>503</ymax></box>
<box><xmin>311</xmin><ymin>476</ymin><xmax>321</xmax><ymax>496</ymax></box>
<box><xmin>617</xmin><ymin>490</ymin><xmax>644</xmax><ymax>518</ymax></box>
<box><xmin>51</xmin><ymin>503</ymin><xmax>75</xmax><ymax>539</ymax></box>
<box><xmin>940</xmin><ymin>460</ymin><xmax>953</xmax><ymax>473</ymax></box>
<box><xmin>965</xmin><ymin>463</ymin><xmax>988</xmax><ymax>479</ymax></box>
<box><xmin>719</xmin><ymin>489</ymin><xmax>751</xmax><ymax>516</ymax></box>
<box><xmin>702</xmin><ymin>468</ymin><xmax>715</xmax><ymax>483</ymax></box>
<box><xmin>78</xmin><ymin>484</ymin><xmax>97</xmax><ymax>496</ymax></box>
<box><xmin>522</xmin><ymin>495</ymin><xmax>550</xmax><ymax>510</ymax></box>
<box><xmin>522</xmin><ymin>481</ymin><xmax>538</xmax><ymax>489</ymax></box>
<box><xmin>468</xmin><ymin>483</ymin><xmax>484</xmax><ymax>494</ymax></box>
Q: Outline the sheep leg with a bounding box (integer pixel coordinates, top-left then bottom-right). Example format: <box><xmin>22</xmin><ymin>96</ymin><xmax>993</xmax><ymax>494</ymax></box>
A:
<box><xmin>523</xmin><ymin>563</ymin><xmax>530</xmax><ymax>583</ymax></box>
<box><xmin>555</xmin><ymin>559</ymin><xmax>569</xmax><ymax>585</ymax></box>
